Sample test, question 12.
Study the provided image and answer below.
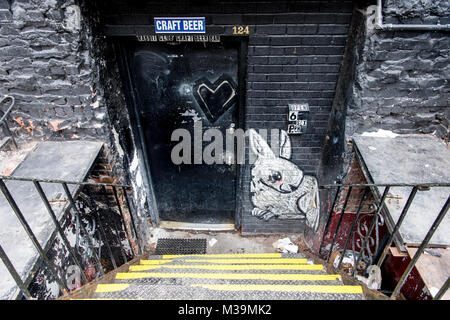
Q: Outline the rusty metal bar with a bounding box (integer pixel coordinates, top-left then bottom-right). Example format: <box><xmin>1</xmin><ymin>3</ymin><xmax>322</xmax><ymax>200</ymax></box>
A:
<box><xmin>94</xmin><ymin>208</ymin><xmax>117</xmax><ymax>270</ymax></box>
<box><xmin>0</xmin><ymin>243</ymin><xmax>32</xmax><ymax>299</ymax></box>
<box><xmin>434</xmin><ymin>277</ymin><xmax>450</xmax><ymax>300</ymax></box>
<box><xmin>318</xmin><ymin>186</ymin><xmax>341</xmax><ymax>257</ymax></box>
<box><xmin>2</xmin><ymin>173</ymin><xmax>447</xmax><ymax>189</ymax></box>
<box><xmin>319</xmin><ymin>183</ymin><xmax>450</xmax><ymax>188</ymax></box>
<box><xmin>337</xmin><ymin>187</ymin><xmax>370</xmax><ymax>270</ymax></box>
<box><xmin>112</xmin><ymin>186</ymin><xmax>135</xmax><ymax>257</ymax></box>
<box><xmin>0</xmin><ymin>174</ymin><xmax>131</xmax><ymax>188</ymax></box>
<box><xmin>391</xmin><ymin>196</ymin><xmax>450</xmax><ymax>299</ymax></box>
<box><xmin>327</xmin><ymin>186</ymin><xmax>353</xmax><ymax>262</ymax></box>
<box><xmin>353</xmin><ymin>186</ymin><xmax>390</xmax><ymax>277</ymax></box>
<box><xmin>33</xmin><ymin>181</ymin><xmax>88</xmax><ymax>285</ymax></box>
<box><xmin>101</xmin><ymin>185</ymin><xmax>127</xmax><ymax>264</ymax></box>
<box><xmin>376</xmin><ymin>186</ymin><xmax>419</xmax><ymax>268</ymax></box>
<box><xmin>122</xmin><ymin>186</ymin><xmax>142</xmax><ymax>255</ymax></box>
<box><xmin>62</xmin><ymin>183</ymin><xmax>104</xmax><ymax>276</ymax></box>
<box><xmin>0</xmin><ymin>179</ymin><xmax>68</xmax><ymax>295</ymax></box>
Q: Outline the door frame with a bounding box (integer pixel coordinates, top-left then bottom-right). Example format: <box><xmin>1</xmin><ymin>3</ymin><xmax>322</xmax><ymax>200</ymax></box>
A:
<box><xmin>114</xmin><ymin>36</ymin><xmax>248</xmax><ymax>229</ymax></box>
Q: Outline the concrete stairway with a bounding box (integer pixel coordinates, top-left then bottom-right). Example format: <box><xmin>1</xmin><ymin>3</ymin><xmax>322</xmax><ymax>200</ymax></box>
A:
<box><xmin>86</xmin><ymin>253</ymin><xmax>364</xmax><ymax>300</ymax></box>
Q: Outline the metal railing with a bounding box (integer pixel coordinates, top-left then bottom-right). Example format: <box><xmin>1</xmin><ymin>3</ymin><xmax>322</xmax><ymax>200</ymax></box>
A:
<box><xmin>0</xmin><ymin>174</ymin><xmax>142</xmax><ymax>300</ymax></box>
<box><xmin>318</xmin><ymin>182</ymin><xmax>450</xmax><ymax>300</ymax></box>
<box><xmin>375</xmin><ymin>0</ymin><xmax>450</xmax><ymax>31</ymax></box>
<box><xmin>0</xmin><ymin>95</ymin><xmax>18</xmax><ymax>150</ymax></box>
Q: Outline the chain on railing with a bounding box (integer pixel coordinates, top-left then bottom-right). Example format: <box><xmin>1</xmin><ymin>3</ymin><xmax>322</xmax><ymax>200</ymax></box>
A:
<box><xmin>318</xmin><ymin>182</ymin><xmax>450</xmax><ymax>300</ymax></box>
<box><xmin>0</xmin><ymin>95</ymin><xmax>18</xmax><ymax>151</ymax></box>
<box><xmin>0</xmin><ymin>174</ymin><xmax>143</xmax><ymax>300</ymax></box>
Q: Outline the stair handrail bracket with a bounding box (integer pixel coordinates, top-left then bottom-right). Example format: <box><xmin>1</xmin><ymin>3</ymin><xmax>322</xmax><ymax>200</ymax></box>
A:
<box><xmin>0</xmin><ymin>95</ymin><xmax>18</xmax><ymax>150</ymax></box>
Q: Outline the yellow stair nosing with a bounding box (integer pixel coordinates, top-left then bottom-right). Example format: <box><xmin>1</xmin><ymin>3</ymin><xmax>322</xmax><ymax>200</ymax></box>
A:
<box><xmin>140</xmin><ymin>258</ymin><xmax>308</xmax><ymax>264</ymax></box>
<box><xmin>115</xmin><ymin>271</ymin><xmax>341</xmax><ymax>281</ymax></box>
<box><xmin>139</xmin><ymin>260</ymin><xmax>174</xmax><ymax>264</ymax></box>
<box><xmin>190</xmin><ymin>283</ymin><xmax>363</xmax><ymax>294</ymax></box>
<box><xmin>130</xmin><ymin>264</ymin><xmax>323</xmax><ymax>271</ymax></box>
<box><xmin>162</xmin><ymin>253</ymin><xmax>283</xmax><ymax>259</ymax></box>
<box><xmin>95</xmin><ymin>283</ymin><xmax>129</xmax><ymax>293</ymax></box>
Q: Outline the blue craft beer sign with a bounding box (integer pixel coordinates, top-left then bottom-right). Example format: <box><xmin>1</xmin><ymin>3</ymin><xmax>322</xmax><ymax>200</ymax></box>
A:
<box><xmin>154</xmin><ymin>17</ymin><xmax>206</xmax><ymax>33</ymax></box>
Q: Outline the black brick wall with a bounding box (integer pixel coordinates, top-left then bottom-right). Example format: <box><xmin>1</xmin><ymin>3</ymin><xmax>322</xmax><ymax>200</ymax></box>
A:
<box><xmin>94</xmin><ymin>0</ymin><xmax>354</xmax><ymax>234</ymax></box>
<box><xmin>347</xmin><ymin>2</ymin><xmax>449</xmax><ymax>141</ymax></box>
<box><xmin>0</xmin><ymin>0</ymin><xmax>109</xmax><ymax>141</ymax></box>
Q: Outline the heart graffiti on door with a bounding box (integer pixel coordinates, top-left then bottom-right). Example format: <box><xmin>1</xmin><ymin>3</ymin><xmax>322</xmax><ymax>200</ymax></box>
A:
<box><xmin>193</xmin><ymin>74</ymin><xmax>237</xmax><ymax>123</ymax></box>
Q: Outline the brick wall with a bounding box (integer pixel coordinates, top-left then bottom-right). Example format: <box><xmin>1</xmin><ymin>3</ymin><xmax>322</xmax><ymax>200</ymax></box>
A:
<box><xmin>0</xmin><ymin>0</ymin><xmax>153</xmax><ymax>246</ymax></box>
<box><xmin>0</xmin><ymin>0</ymin><xmax>108</xmax><ymax>142</ymax></box>
<box><xmin>346</xmin><ymin>1</ymin><xmax>450</xmax><ymax>141</ymax></box>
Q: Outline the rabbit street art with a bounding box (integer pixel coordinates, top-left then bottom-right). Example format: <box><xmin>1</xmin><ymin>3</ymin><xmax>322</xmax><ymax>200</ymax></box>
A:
<box><xmin>249</xmin><ymin>129</ymin><xmax>320</xmax><ymax>232</ymax></box>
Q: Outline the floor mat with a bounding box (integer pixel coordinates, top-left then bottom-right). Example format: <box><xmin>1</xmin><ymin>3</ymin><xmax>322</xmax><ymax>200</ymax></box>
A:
<box><xmin>155</xmin><ymin>238</ymin><xmax>207</xmax><ymax>255</ymax></box>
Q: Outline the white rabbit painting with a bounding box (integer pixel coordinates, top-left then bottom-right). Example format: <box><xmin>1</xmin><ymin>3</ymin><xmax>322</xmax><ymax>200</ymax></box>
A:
<box><xmin>249</xmin><ymin>129</ymin><xmax>320</xmax><ymax>232</ymax></box>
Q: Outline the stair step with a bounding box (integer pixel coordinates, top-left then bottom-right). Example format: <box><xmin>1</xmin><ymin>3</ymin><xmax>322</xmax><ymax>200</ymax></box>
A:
<box><xmin>113</xmin><ymin>277</ymin><xmax>345</xmax><ymax>287</ymax></box>
<box><xmin>91</xmin><ymin>283</ymin><xmax>363</xmax><ymax>300</ymax></box>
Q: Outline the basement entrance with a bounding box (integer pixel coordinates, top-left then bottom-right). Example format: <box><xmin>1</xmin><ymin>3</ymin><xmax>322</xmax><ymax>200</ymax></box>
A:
<box><xmin>119</xmin><ymin>39</ymin><xmax>243</xmax><ymax>225</ymax></box>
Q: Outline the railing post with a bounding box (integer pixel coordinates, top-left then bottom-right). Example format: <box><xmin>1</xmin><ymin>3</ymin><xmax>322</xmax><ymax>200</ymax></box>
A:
<box><xmin>327</xmin><ymin>186</ymin><xmax>353</xmax><ymax>262</ymax></box>
<box><xmin>62</xmin><ymin>183</ymin><xmax>104</xmax><ymax>276</ymax></box>
<box><xmin>390</xmin><ymin>196</ymin><xmax>450</xmax><ymax>299</ymax></box>
<box><xmin>33</xmin><ymin>181</ymin><xmax>88</xmax><ymax>285</ymax></box>
<box><xmin>122</xmin><ymin>186</ymin><xmax>142</xmax><ymax>255</ymax></box>
<box><xmin>318</xmin><ymin>186</ymin><xmax>341</xmax><ymax>257</ymax></box>
<box><xmin>0</xmin><ymin>243</ymin><xmax>32</xmax><ymax>299</ymax></box>
<box><xmin>94</xmin><ymin>208</ymin><xmax>118</xmax><ymax>270</ymax></box>
<box><xmin>376</xmin><ymin>186</ymin><xmax>419</xmax><ymax>268</ymax></box>
<box><xmin>434</xmin><ymin>277</ymin><xmax>450</xmax><ymax>300</ymax></box>
<box><xmin>353</xmin><ymin>186</ymin><xmax>390</xmax><ymax>277</ymax></box>
<box><xmin>112</xmin><ymin>186</ymin><xmax>136</xmax><ymax>257</ymax></box>
<box><xmin>337</xmin><ymin>187</ymin><xmax>370</xmax><ymax>270</ymax></box>
<box><xmin>0</xmin><ymin>179</ymin><xmax>69</xmax><ymax>295</ymax></box>
<box><xmin>101</xmin><ymin>185</ymin><xmax>128</xmax><ymax>264</ymax></box>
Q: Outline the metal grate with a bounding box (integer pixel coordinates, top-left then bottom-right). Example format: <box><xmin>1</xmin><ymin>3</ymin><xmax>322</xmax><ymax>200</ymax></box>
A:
<box><xmin>155</xmin><ymin>238</ymin><xmax>207</xmax><ymax>255</ymax></box>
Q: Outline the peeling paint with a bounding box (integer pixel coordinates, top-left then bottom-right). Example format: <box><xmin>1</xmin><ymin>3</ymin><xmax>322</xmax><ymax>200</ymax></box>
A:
<box><xmin>180</xmin><ymin>108</ymin><xmax>202</xmax><ymax>122</ymax></box>
<box><xmin>111</xmin><ymin>127</ymin><xmax>124</xmax><ymax>158</ymax></box>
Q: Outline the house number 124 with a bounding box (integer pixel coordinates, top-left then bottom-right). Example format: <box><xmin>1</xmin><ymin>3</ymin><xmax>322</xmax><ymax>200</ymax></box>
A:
<box><xmin>233</xmin><ymin>25</ymin><xmax>249</xmax><ymax>35</ymax></box>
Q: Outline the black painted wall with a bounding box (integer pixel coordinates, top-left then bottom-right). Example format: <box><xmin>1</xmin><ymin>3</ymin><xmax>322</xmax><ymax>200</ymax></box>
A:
<box><xmin>91</xmin><ymin>0</ymin><xmax>354</xmax><ymax>234</ymax></box>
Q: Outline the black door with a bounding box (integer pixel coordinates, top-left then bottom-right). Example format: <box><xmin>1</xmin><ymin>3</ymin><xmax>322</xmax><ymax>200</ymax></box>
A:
<box><xmin>124</xmin><ymin>40</ymin><xmax>240</xmax><ymax>224</ymax></box>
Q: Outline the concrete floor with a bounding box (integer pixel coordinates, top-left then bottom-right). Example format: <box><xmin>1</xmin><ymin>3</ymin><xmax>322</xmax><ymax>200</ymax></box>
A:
<box><xmin>148</xmin><ymin>227</ymin><xmax>302</xmax><ymax>254</ymax></box>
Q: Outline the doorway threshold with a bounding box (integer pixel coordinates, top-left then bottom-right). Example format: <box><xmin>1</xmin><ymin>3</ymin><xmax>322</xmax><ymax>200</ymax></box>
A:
<box><xmin>159</xmin><ymin>220</ymin><xmax>235</xmax><ymax>231</ymax></box>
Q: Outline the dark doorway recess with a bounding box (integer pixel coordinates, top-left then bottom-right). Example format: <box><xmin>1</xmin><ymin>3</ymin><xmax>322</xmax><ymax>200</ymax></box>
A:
<box><xmin>116</xmin><ymin>38</ymin><xmax>246</xmax><ymax>225</ymax></box>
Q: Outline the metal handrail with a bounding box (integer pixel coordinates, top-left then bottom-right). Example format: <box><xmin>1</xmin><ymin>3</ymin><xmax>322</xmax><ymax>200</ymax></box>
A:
<box><xmin>0</xmin><ymin>175</ymin><xmax>141</xmax><ymax>300</ymax></box>
<box><xmin>320</xmin><ymin>182</ymin><xmax>450</xmax><ymax>188</ymax></box>
<box><xmin>0</xmin><ymin>174</ymin><xmax>131</xmax><ymax>188</ymax></box>
<box><xmin>319</xmin><ymin>182</ymin><xmax>450</xmax><ymax>300</ymax></box>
